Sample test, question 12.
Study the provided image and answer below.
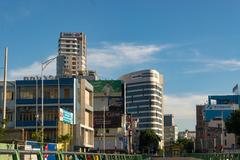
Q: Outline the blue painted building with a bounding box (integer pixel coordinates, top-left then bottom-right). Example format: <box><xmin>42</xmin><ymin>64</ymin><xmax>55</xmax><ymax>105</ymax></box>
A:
<box><xmin>16</xmin><ymin>78</ymin><xmax>76</xmax><ymax>142</ymax></box>
<box><xmin>15</xmin><ymin>77</ymin><xmax>94</xmax><ymax>151</ymax></box>
<box><xmin>204</xmin><ymin>95</ymin><xmax>240</xmax><ymax>122</ymax></box>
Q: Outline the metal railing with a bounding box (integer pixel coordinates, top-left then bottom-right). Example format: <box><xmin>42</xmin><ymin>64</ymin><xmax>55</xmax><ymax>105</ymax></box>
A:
<box><xmin>186</xmin><ymin>152</ymin><xmax>240</xmax><ymax>160</ymax></box>
<box><xmin>0</xmin><ymin>149</ymin><xmax>149</xmax><ymax>160</ymax></box>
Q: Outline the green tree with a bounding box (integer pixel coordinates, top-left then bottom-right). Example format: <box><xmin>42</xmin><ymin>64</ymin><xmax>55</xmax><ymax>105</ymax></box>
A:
<box><xmin>0</xmin><ymin>118</ymin><xmax>9</xmax><ymax>141</ymax></box>
<box><xmin>0</xmin><ymin>126</ymin><xmax>5</xmax><ymax>140</ymax></box>
<box><xmin>225</xmin><ymin>109</ymin><xmax>240</xmax><ymax>145</ymax></box>
<box><xmin>176</xmin><ymin>138</ymin><xmax>194</xmax><ymax>153</ymax></box>
<box><xmin>58</xmin><ymin>133</ymin><xmax>72</xmax><ymax>151</ymax></box>
<box><xmin>139</xmin><ymin>129</ymin><xmax>161</xmax><ymax>154</ymax></box>
<box><xmin>31</xmin><ymin>130</ymin><xmax>43</xmax><ymax>142</ymax></box>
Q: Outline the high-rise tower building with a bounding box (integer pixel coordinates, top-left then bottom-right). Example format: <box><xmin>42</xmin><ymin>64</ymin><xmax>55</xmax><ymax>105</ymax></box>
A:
<box><xmin>164</xmin><ymin>114</ymin><xmax>174</xmax><ymax>127</ymax></box>
<box><xmin>57</xmin><ymin>32</ymin><xmax>87</xmax><ymax>77</ymax></box>
<box><xmin>119</xmin><ymin>69</ymin><xmax>164</xmax><ymax>140</ymax></box>
<box><xmin>164</xmin><ymin>114</ymin><xmax>178</xmax><ymax>146</ymax></box>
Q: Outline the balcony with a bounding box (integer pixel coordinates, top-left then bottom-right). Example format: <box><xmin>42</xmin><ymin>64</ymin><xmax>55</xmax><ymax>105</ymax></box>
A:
<box><xmin>59</xmin><ymin>51</ymin><xmax>78</xmax><ymax>55</ymax></box>
<box><xmin>59</xmin><ymin>46</ymin><xmax>79</xmax><ymax>50</ymax></box>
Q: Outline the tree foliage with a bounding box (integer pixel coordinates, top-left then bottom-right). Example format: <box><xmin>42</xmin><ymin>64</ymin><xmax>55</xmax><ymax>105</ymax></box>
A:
<box><xmin>58</xmin><ymin>133</ymin><xmax>72</xmax><ymax>144</ymax></box>
<box><xmin>176</xmin><ymin>138</ymin><xmax>194</xmax><ymax>153</ymax></box>
<box><xmin>31</xmin><ymin>131</ymin><xmax>43</xmax><ymax>142</ymax></box>
<box><xmin>0</xmin><ymin>126</ymin><xmax>5</xmax><ymax>140</ymax></box>
<box><xmin>225</xmin><ymin>110</ymin><xmax>240</xmax><ymax>136</ymax></box>
<box><xmin>139</xmin><ymin>129</ymin><xmax>161</xmax><ymax>153</ymax></box>
<box><xmin>58</xmin><ymin>133</ymin><xmax>72</xmax><ymax>151</ymax></box>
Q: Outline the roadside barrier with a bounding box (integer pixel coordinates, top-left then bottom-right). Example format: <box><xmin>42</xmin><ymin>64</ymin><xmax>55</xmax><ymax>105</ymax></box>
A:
<box><xmin>0</xmin><ymin>149</ymin><xmax>148</xmax><ymax>160</ymax></box>
<box><xmin>186</xmin><ymin>152</ymin><xmax>240</xmax><ymax>160</ymax></box>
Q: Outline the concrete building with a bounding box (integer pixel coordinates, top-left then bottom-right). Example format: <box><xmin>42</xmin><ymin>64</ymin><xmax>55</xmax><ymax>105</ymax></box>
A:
<box><xmin>15</xmin><ymin>78</ymin><xmax>94</xmax><ymax>151</ymax></box>
<box><xmin>178</xmin><ymin>130</ymin><xmax>196</xmax><ymax>140</ymax></box>
<box><xmin>119</xmin><ymin>69</ymin><xmax>164</xmax><ymax>145</ymax></box>
<box><xmin>207</xmin><ymin>118</ymin><xmax>235</xmax><ymax>151</ymax></box>
<box><xmin>195</xmin><ymin>105</ymin><xmax>206</xmax><ymax>152</ymax></box>
<box><xmin>195</xmin><ymin>94</ymin><xmax>240</xmax><ymax>152</ymax></box>
<box><xmin>73</xmin><ymin>79</ymin><xmax>94</xmax><ymax>151</ymax></box>
<box><xmin>57</xmin><ymin>32</ymin><xmax>87</xmax><ymax>77</ymax></box>
<box><xmin>0</xmin><ymin>81</ymin><xmax>15</xmax><ymax>129</ymax></box>
<box><xmin>164</xmin><ymin>114</ymin><xmax>178</xmax><ymax>146</ymax></box>
<box><xmin>90</xmin><ymin>80</ymin><xmax>128</xmax><ymax>153</ymax></box>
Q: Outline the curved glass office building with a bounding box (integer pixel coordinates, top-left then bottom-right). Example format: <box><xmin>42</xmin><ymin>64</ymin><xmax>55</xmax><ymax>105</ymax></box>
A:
<box><xmin>119</xmin><ymin>69</ymin><xmax>164</xmax><ymax>139</ymax></box>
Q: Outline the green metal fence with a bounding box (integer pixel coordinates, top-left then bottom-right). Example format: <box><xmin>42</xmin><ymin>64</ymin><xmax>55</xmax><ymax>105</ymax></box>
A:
<box><xmin>186</xmin><ymin>153</ymin><xmax>240</xmax><ymax>160</ymax></box>
<box><xmin>0</xmin><ymin>149</ymin><xmax>149</xmax><ymax>160</ymax></box>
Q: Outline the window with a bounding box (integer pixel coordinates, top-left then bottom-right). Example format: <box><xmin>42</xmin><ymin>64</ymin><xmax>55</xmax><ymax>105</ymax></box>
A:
<box><xmin>9</xmin><ymin>91</ymin><xmax>14</xmax><ymax>100</ymax></box>
<box><xmin>85</xmin><ymin>90</ymin><xmax>92</xmax><ymax>106</ymax></box>
<box><xmin>64</xmin><ymin>88</ymin><xmax>70</xmax><ymax>99</ymax></box>
<box><xmin>7</xmin><ymin>113</ymin><xmax>13</xmax><ymax>121</ymax></box>
<box><xmin>17</xmin><ymin>87</ymin><xmax>36</xmax><ymax>99</ymax></box>
<box><xmin>85</xmin><ymin>111</ymin><xmax>90</xmax><ymax>127</ymax></box>
<box><xmin>95</xmin><ymin>130</ymin><xmax>98</xmax><ymax>136</ymax></box>
<box><xmin>44</xmin><ymin>87</ymin><xmax>58</xmax><ymax>99</ymax></box>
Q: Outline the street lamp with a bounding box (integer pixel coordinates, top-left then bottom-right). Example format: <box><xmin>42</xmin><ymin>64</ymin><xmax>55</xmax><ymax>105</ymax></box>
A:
<box><xmin>40</xmin><ymin>56</ymin><xmax>57</xmax><ymax>147</ymax></box>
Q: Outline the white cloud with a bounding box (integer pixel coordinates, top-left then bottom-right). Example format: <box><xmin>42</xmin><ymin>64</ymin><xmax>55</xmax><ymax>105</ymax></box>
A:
<box><xmin>7</xmin><ymin>42</ymin><xmax>172</xmax><ymax>80</ymax></box>
<box><xmin>88</xmin><ymin>43</ymin><xmax>171</xmax><ymax>69</ymax></box>
<box><xmin>184</xmin><ymin>59</ymin><xmax>240</xmax><ymax>74</ymax></box>
<box><xmin>207</xmin><ymin>59</ymin><xmax>240</xmax><ymax>71</ymax></box>
<box><xmin>9</xmin><ymin>54</ymin><xmax>56</xmax><ymax>80</ymax></box>
<box><xmin>164</xmin><ymin>94</ymin><xmax>207</xmax><ymax>130</ymax></box>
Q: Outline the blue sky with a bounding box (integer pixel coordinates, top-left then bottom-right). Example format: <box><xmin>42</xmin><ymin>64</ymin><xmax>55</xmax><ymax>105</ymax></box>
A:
<box><xmin>1</xmin><ymin>0</ymin><xmax>240</xmax><ymax>130</ymax></box>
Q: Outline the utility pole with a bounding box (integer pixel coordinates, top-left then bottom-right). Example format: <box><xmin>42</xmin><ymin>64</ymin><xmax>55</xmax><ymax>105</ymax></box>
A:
<box><xmin>2</xmin><ymin>48</ymin><xmax>8</xmax><ymax>129</ymax></box>
<box><xmin>221</xmin><ymin>110</ymin><xmax>224</xmax><ymax>152</ymax></box>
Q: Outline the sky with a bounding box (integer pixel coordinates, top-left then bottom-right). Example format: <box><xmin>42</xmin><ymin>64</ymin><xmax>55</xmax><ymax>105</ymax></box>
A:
<box><xmin>1</xmin><ymin>0</ymin><xmax>240</xmax><ymax>131</ymax></box>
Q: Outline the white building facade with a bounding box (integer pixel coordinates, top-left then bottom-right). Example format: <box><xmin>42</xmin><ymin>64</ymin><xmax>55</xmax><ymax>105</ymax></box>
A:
<box><xmin>119</xmin><ymin>69</ymin><xmax>164</xmax><ymax>141</ymax></box>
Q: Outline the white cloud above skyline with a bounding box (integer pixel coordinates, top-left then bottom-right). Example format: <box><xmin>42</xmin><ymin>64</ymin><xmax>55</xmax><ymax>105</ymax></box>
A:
<box><xmin>184</xmin><ymin>59</ymin><xmax>240</xmax><ymax>74</ymax></box>
<box><xmin>8</xmin><ymin>54</ymin><xmax>56</xmax><ymax>80</ymax></box>
<box><xmin>88</xmin><ymin>43</ymin><xmax>171</xmax><ymax>69</ymax></box>
<box><xmin>164</xmin><ymin>94</ymin><xmax>207</xmax><ymax>130</ymax></box>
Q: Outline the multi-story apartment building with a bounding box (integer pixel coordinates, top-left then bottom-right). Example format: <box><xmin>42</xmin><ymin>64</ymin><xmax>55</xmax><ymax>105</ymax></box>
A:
<box><xmin>57</xmin><ymin>32</ymin><xmax>87</xmax><ymax>77</ymax></box>
<box><xmin>164</xmin><ymin>114</ymin><xmax>178</xmax><ymax>146</ymax></box>
<box><xmin>15</xmin><ymin>78</ymin><xmax>94</xmax><ymax>151</ymax></box>
<box><xmin>119</xmin><ymin>69</ymin><xmax>164</xmax><ymax>143</ymax></box>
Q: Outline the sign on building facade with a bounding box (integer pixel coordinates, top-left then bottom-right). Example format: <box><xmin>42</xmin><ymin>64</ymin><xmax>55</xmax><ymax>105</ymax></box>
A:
<box><xmin>59</xmin><ymin>108</ymin><xmax>73</xmax><ymax>124</ymax></box>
